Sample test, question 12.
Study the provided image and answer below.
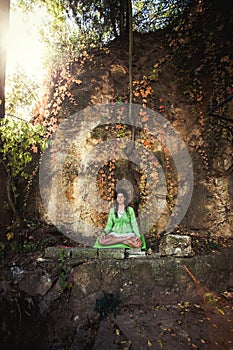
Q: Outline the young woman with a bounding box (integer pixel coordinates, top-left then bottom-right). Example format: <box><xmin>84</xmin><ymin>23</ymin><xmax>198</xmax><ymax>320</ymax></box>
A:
<box><xmin>98</xmin><ymin>189</ymin><xmax>142</xmax><ymax>248</ymax></box>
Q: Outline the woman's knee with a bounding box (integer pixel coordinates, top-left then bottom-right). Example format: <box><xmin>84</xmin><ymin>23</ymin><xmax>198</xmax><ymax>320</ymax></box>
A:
<box><xmin>134</xmin><ymin>238</ymin><xmax>142</xmax><ymax>248</ymax></box>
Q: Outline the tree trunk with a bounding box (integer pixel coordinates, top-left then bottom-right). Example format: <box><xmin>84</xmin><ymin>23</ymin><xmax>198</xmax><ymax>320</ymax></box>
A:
<box><xmin>128</xmin><ymin>0</ymin><xmax>135</xmax><ymax>141</ymax></box>
<box><xmin>0</xmin><ymin>0</ymin><xmax>13</xmax><ymax>227</ymax></box>
<box><xmin>0</xmin><ymin>0</ymin><xmax>10</xmax><ymax>119</ymax></box>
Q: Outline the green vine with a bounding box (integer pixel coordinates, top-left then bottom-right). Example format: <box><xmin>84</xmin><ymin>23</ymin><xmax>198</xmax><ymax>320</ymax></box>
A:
<box><xmin>0</xmin><ymin>116</ymin><xmax>46</xmax><ymax>220</ymax></box>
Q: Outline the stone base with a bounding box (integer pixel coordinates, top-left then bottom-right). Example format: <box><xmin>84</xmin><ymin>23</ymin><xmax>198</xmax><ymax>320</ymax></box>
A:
<box><xmin>159</xmin><ymin>234</ymin><xmax>193</xmax><ymax>257</ymax></box>
<box><xmin>125</xmin><ymin>248</ymin><xmax>146</xmax><ymax>258</ymax></box>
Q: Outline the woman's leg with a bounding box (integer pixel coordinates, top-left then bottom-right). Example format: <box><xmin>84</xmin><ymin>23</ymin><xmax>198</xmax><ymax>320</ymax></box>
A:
<box><xmin>98</xmin><ymin>234</ymin><xmax>128</xmax><ymax>246</ymax></box>
<box><xmin>98</xmin><ymin>234</ymin><xmax>142</xmax><ymax>247</ymax></box>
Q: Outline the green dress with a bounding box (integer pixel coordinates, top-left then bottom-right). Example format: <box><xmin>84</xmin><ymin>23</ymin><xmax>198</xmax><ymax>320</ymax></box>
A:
<box><xmin>105</xmin><ymin>206</ymin><xmax>140</xmax><ymax>237</ymax></box>
<box><xmin>93</xmin><ymin>206</ymin><xmax>146</xmax><ymax>249</ymax></box>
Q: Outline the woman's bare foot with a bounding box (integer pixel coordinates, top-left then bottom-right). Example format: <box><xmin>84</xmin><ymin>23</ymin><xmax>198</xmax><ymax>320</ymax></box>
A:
<box><xmin>124</xmin><ymin>237</ymin><xmax>142</xmax><ymax>248</ymax></box>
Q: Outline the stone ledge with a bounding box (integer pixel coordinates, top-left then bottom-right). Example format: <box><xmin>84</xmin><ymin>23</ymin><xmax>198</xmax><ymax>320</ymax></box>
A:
<box><xmin>44</xmin><ymin>247</ymin><xmax>150</xmax><ymax>260</ymax></box>
<box><xmin>43</xmin><ymin>240</ymin><xmax>193</xmax><ymax>261</ymax></box>
<box><xmin>44</xmin><ymin>247</ymin><xmax>98</xmax><ymax>260</ymax></box>
<box><xmin>44</xmin><ymin>246</ymin><xmax>128</xmax><ymax>260</ymax></box>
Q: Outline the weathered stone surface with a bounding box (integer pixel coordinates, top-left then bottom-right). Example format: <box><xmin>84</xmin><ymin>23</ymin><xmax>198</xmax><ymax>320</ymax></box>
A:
<box><xmin>159</xmin><ymin>234</ymin><xmax>193</xmax><ymax>257</ymax></box>
<box><xmin>1</xmin><ymin>247</ymin><xmax>233</xmax><ymax>350</ymax></box>
<box><xmin>18</xmin><ymin>271</ymin><xmax>53</xmax><ymax>296</ymax></box>
<box><xmin>44</xmin><ymin>247</ymin><xmax>98</xmax><ymax>260</ymax></box>
<box><xmin>23</xmin><ymin>31</ymin><xmax>233</xmax><ymax>242</ymax></box>
<box><xmin>44</xmin><ymin>247</ymin><xmax>71</xmax><ymax>259</ymax></box>
<box><xmin>39</xmin><ymin>279</ymin><xmax>63</xmax><ymax>314</ymax></box>
<box><xmin>93</xmin><ymin>321</ymin><xmax>120</xmax><ymax>350</ymax></box>
<box><xmin>98</xmin><ymin>248</ymin><xmax>125</xmax><ymax>259</ymax></box>
<box><xmin>71</xmin><ymin>247</ymin><xmax>98</xmax><ymax>259</ymax></box>
<box><xmin>72</xmin><ymin>262</ymin><xmax>102</xmax><ymax>297</ymax></box>
<box><xmin>184</xmin><ymin>176</ymin><xmax>233</xmax><ymax>236</ymax></box>
<box><xmin>69</xmin><ymin>328</ymin><xmax>95</xmax><ymax>350</ymax></box>
<box><xmin>125</xmin><ymin>248</ymin><xmax>146</xmax><ymax>258</ymax></box>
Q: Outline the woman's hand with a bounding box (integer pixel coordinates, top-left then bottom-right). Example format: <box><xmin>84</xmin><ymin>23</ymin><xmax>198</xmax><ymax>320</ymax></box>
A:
<box><xmin>101</xmin><ymin>231</ymin><xmax>106</xmax><ymax>237</ymax></box>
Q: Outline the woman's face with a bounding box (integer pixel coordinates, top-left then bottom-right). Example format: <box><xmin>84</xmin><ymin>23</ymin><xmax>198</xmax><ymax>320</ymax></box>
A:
<box><xmin>117</xmin><ymin>193</ymin><xmax>125</xmax><ymax>205</ymax></box>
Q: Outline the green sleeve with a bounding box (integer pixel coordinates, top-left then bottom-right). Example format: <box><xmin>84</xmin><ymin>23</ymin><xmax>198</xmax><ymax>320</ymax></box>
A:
<box><xmin>105</xmin><ymin>208</ymin><xmax>114</xmax><ymax>233</ymax></box>
<box><xmin>128</xmin><ymin>207</ymin><xmax>140</xmax><ymax>237</ymax></box>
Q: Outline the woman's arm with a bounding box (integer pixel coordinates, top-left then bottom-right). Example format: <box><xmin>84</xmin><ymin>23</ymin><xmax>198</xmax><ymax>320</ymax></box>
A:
<box><xmin>128</xmin><ymin>207</ymin><xmax>140</xmax><ymax>237</ymax></box>
<box><xmin>105</xmin><ymin>208</ymin><xmax>114</xmax><ymax>234</ymax></box>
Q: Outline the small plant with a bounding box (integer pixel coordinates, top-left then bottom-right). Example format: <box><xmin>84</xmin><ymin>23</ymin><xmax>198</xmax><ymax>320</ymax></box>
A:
<box><xmin>41</xmin><ymin>237</ymin><xmax>52</xmax><ymax>246</ymax></box>
<box><xmin>94</xmin><ymin>290</ymin><xmax>120</xmax><ymax>320</ymax></box>
<box><xmin>23</xmin><ymin>239</ymin><xmax>37</xmax><ymax>252</ymax></box>
<box><xmin>12</xmin><ymin>242</ymin><xmax>23</xmax><ymax>254</ymax></box>
<box><xmin>206</xmin><ymin>238</ymin><xmax>221</xmax><ymax>252</ymax></box>
<box><xmin>116</xmin><ymin>123</ymin><xmax>126</xmax><ymax>138</ymax></box>
<box><xmin>203</xmin><ymin>292</ymin><xmax>219</xmax><ymax>306</ymax></box>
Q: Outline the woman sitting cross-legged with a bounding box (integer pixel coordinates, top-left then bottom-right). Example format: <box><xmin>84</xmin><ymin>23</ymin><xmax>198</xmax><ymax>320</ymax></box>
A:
<box><xmin>98</xmin><ymin>189</ymin><xmax>142</xmax><ymax>248</ymax></box>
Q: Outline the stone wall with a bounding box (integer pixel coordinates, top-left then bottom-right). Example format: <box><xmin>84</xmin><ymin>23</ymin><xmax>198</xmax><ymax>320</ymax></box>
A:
<box><xmin>1</xmin><ymin>246</ymin><xmax>233</xmax><ymax>349</ymax></box>
<box><xmin>6</xmin><ymin>247</ymin><xmax>233</xmax><ymax>326</ymax></box>
<box><xmin>29</xmin><ymin>34</ymin><xmax>233</xmax><ymax>239</ymax></box>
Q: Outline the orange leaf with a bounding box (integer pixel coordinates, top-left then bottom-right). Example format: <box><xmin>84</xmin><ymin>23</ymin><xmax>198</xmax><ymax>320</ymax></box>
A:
<box><xmin>142</xmin><ymin>116</ymin><xmax>149</xmax><ymax>122</ymax></box>
<box><xmin>144</xmin><ymin>139</ymin><xmax>150</xmax><ymax>146</ymax></box>
<box><xmin>31</xmin><ymin>145</ymin><xmax>38</xmax><ymax>153</ymax></box>
<box><xmin>75</xmin><ymin>79</ymin><xmax>82</xmax><ymax>84</ymax></box>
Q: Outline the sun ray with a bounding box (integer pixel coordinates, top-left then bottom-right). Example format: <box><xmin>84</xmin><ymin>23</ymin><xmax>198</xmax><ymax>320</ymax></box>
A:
<box><xmin>6</xmin><ymin>5</ymin><xmax>47</xmax><ymax>82</ymax></box>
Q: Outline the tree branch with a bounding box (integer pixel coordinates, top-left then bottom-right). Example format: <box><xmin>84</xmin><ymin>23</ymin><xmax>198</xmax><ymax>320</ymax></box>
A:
<box><xmin>208</xmin><ymin>95</ymin><xmax>233</xmax><ymax>123</ymax></box>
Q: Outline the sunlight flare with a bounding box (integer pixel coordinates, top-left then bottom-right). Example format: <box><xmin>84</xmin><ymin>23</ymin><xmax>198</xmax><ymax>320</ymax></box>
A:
<box><xmin>6</xmin><ymin>6</ymin><xmax>47</xmax><ymax>81</ymax></box>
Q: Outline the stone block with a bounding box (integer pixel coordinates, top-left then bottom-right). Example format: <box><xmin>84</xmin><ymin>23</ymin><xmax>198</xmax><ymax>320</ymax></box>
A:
<box><xmin>19</xmin><ymin>272</ymin><xmax>53</xmax><ymax>296</ymax></box>
<box><xmin>71</xmin><ymin>247</ymin><xmax>98</xmax><ymax>259</ymax></box>
<box><xmin>159</xmin><ymin>234</ymin><xmax>193</xmax><ymax>257</ymax></box>
<box><xmin>125</xmin><ymin>248</ymin><xmax>146</xmax><ymax>258</ymax></box>
<box><xmin>44</xmin><ymin>247</ymin><xmax>70</xmax><ymax>259</ymax></box>
<box><xmin>98</xmin><ymin>248</ymin><xmax>125</xmax><ymax>259</ymax></box>
<box><xmin>44</xmin><ymin>247</ymin><xmax>98</xmax><ymax>260</ymax></box>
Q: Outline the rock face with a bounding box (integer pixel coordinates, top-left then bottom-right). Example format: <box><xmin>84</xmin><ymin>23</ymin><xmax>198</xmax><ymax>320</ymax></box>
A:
<box><xmin>159</xmin><ymin>234</ymin><xmax>193</xmax><ymax>257</ymax></box>
<box><xmin>28</xmin><ymin>33</ymin><xmax>233</xmax><ymax>239</ymax></box>
<box><xmin>39</xmin><ymin>103</ymin><xmax>193</xmax><ymax>244</ymax></box>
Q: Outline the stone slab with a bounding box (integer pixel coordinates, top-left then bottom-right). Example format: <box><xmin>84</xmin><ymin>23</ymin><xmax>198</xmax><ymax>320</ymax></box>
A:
<box><xmin>44</xmin><ymin>246</ymin><xmax>98</xmax><ymax>260</ymax></box>
<box><xmin>125</xmin><ymin>248</ymin><xmax>146</xmax><ymax>258</ymax></box>
<box><xmin>159</xmin><ymin>234</ymin><xmax>193</xmax><ymax>257</ymax></box>
<box><xmin>71</xmin><ymin>247</ymin><xmax>98</xmax><ymax>259</ymax></box>
<box><xmin>98</xmin><ymin>248</ymin><xmax>125</xmax><ymax>259</ymax></box>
